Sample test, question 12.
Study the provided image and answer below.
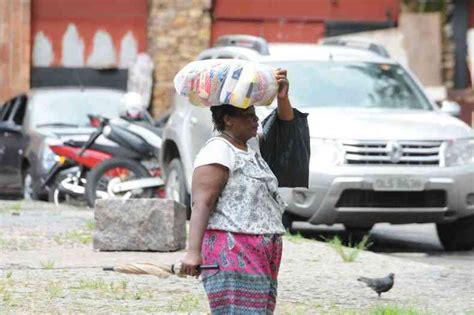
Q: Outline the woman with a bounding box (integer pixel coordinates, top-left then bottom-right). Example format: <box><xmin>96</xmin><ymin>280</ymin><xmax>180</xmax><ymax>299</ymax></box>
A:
<box><xmin>181</xmin><ymin>69</ymin><xmax>294</xmax><ymax>314</ymax></box>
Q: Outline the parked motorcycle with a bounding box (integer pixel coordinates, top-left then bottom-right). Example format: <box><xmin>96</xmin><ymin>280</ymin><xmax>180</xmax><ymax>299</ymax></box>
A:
<box><xmin>42</xmin><ymin>115</ymin><xmax>164</xmax><ymax>207</ymax></box>
<box><xmin>83</xmin><ymin>115</ymin><xmax>164</xmax><ymax>207</ymax></box>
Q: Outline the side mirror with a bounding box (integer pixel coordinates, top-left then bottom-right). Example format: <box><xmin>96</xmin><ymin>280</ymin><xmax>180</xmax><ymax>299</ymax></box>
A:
<box><xmin>440</xmin><ymin>100</ymin><xmax>461</xmax><ymax>117</ymax></box>
<box><xmin>0</xmin><ymin>122</ymin><xmax>22</xmax><ymax>134</ymax></box>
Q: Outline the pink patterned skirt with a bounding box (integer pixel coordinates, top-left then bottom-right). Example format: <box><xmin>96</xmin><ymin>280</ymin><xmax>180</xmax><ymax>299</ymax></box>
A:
<box><xmin>201</xmin><ymin>229</ymin><xmax>283</xmax><ymax>314</ymax></box>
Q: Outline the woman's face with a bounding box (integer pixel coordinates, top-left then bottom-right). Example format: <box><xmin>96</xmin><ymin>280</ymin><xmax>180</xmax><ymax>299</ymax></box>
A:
<box><xmin>227</xmin><ymin>106</ymin><xmax>259</xmax><ymax>140</ymax></box>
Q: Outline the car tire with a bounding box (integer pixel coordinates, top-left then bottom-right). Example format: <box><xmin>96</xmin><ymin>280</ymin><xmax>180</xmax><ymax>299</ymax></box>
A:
<box><xmin>165</xmin><ymin>158</ymin><xmax>191</xmax><ymax>218</ymax></box>
<box><xmin>344</xmin><ymin>225</ymin><xmax>373</xmax><ymax>244</ymax></box>
<box><xmin>436</xmin><ymin>215</ymin><xmax>474</xmax><ymax>251</ymax></box>
<box><xmin>282</xmin><ymin>211</ymin><xmax>302</xmax><ymax>235</ymax></box>
<box><xmin>23</xmin><ymin>167</ymin><xmax>39</xmax><ymax>201</ymax></box>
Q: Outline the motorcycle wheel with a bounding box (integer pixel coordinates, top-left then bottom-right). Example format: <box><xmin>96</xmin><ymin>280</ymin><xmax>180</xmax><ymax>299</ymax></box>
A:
<box><xmin>85</xmin><ymin>158</ymin><xmax>154</xmax><ymax>208</ymax></box>
<box><xmin>48</xmin><ymin>173</ymin><xmax>86</xmax><ymax>207</ymax></box>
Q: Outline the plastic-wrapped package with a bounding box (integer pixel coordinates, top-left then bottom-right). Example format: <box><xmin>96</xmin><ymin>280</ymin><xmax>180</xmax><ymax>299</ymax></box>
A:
<box><xmin>174</xmin><ymin>59</ymin><xmax>278</xmax><ymax>109</ymax></box>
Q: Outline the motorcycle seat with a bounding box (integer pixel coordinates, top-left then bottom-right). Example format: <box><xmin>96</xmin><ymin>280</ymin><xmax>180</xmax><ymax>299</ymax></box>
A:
<box><xmin>64</xmin><ymin>140</ymin><xmax>142</xmax><ymax>160</ymax></box>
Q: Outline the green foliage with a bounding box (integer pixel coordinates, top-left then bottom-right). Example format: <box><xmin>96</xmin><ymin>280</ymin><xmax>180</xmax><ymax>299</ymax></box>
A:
<box><xmin>167</xmin><ymin>294</ymin><xmax>201</xmax><ymax>312</ymax></box>
<box><xmin>47</xmin><ymin>281</ymin><xmax>63</xmax><ymax>299</ymax></box>
<box><xmin>2</xmin><ymin>290</ymin><xmax>12</xmax><ymax>302</ymax></box>
<box><xmin>9</xmin><ymin>202</ymin><xmax>22</xmax><ymax>214</ymax></box>
<box><xmin>284</xmin><ymin>231</ymin><xmax>306</xmax><ymax>243</ymax></box>
<box><xmin>368</xmin><ymin>305</ymin><xmax>426</xmax><ymax>315</ymax></box>
<box><xmin>75</xmin><ymin>278</ymin><xmax>108</xmax><ymax>291</ymax></box>
<box><xmin>327</xmin><ymin>235</ymin><xmax>372</xmax><ymax>263</ymax></box>
<box><xmin>41</xmin><ymin>260</ymin><xmax>55</xmax><ymax>270</ymax></box>
<box><xmin>85</xmin><ymin>219</ymin><xmax>95</xmax><ymax>231</ymax></box>
<box><xmin>54</xmin><ymin>221</ymin><xmax>94</xmax><ymax>245</ymax></box>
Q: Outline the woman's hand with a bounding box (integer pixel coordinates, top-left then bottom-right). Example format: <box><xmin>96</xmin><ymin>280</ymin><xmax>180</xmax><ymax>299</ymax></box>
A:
<box><xmin>274</xmin><ymin>68</ymin><xmax>294</xmax><ymax>120</ymax></box>
<box><xmin>275</xmin><ymin>68</ymin><xmax>289</xmax><ymax>99</ymax></box>
<box><xmin>181</xmin><ymin>249</ymin><xmax>202</xmax><ymax>277</ymax></box>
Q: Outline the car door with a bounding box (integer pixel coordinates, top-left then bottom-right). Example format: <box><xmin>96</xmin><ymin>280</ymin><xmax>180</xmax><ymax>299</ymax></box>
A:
<box><xmin>0</xmin><ymin>99</ymin><xmax>16</xmax><ymax>192</ymax></box>
<box><xmin>0</xmin><ymin>95</ymin><xmax>27</xmax><ymax>194</ymax></box>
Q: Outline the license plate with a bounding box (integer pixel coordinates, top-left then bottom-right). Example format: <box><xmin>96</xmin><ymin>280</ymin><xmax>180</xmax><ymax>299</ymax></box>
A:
<box><xmin>373</xmin><ymin>176</ymin><xmax>425</xmax><ymax>191</ymax></box>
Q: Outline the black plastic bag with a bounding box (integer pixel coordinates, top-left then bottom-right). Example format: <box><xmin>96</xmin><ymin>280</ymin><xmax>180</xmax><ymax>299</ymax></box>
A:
<box><xmin>260</xmin><ymin>109</ymin><xmax>310</xmax><ymax>188</ymax></box>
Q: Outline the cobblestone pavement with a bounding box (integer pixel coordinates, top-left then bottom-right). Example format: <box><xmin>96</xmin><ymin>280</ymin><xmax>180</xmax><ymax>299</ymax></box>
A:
<box><xmin>1</xmin><ymin>201</ymin><xmax>473</xmax><ymax>314</ymax></box>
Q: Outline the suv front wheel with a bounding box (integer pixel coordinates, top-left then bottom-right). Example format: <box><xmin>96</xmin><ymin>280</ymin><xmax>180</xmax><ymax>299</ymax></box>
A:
<box><xmin>165</xmin><ymin>158</ymin><xmax>191</xmax><ymax>217</ymax></box>
<box><xmin>436</xmin><ymin>215</ymin><xmax>474</xmax><ymax>251</ymax></box>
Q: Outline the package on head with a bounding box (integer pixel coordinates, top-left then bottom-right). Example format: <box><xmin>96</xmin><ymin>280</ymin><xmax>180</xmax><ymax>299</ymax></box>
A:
<box><xmin>174</xmin><ymin>59</ymin><xmax>278</xmax><ymax>109</ymax></box>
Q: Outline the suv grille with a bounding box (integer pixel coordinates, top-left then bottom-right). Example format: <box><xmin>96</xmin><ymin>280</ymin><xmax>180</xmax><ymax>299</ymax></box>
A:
<box><xmin>343</xmin><ymin>140</ymin><xmax>442</xmax><ymax>166</ymax></box>
<box><xmin>336</xmin><ymin>189</ymin><xmax>447</xmax><ymax>208</ymax></box>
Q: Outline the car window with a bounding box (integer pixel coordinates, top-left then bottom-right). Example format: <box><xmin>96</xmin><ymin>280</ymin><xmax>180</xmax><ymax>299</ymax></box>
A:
<box><xmin>28</xmin><ymin>90</ymin><xmax>125</xmax><ymax>128</ymax></box>
<box><xmin>266</xmin><ymin>61</ymin><xmax>432</xmax><ymax>110</ymax></box>
<box><xmin>0</xmin><ymin>99</ymin><xmax>15</xmax><ymax>122</ymax></box>
<box><xmin>11</xmin><ymin>95</ymin><xmax>28</xmax><ymax>125</ymax></box>
<box><xmin>0</xmin><ymin>103</ymin><xmax>7</xmax><ymax>121</ymax></box>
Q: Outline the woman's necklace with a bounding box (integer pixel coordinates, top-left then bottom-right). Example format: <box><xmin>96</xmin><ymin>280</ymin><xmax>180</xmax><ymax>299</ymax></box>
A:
<box><xmin>221</xmin><ymin>131</ymin><xmax>247</xmax><ymax>150</ymax></box>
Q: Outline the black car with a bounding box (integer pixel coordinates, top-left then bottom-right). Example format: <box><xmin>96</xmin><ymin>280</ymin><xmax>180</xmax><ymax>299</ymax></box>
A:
<box><xmin>0</xmin><ymin>87</ymin><xmax>126</xmax><ymax>200</ymax></box>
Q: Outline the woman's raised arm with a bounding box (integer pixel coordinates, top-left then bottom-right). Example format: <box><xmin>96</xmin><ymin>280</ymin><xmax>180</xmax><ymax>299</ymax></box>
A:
<box><xmin>275</xmin><ymin>68</ymin><xmax>294</xmax><ymax>121</ymax></box>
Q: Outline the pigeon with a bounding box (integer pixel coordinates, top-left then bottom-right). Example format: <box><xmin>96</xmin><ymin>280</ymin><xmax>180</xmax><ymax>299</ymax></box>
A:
<box><xmin>357</xmin><ymin>273</ymin><xmax>395</xmax><ymax>297</ymax></box>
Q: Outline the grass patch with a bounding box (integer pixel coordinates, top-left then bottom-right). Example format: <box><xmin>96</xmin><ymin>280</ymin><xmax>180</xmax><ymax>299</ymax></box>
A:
<box><xmin>284</xmin><ymin>231</ymin><xmax>306</xmax><ymax>243</ymax></box>
<box><xmin>280</xmin><ymin>302</ymin><xmax>323</xmax><ymax>315</ymax></box>
<box><xmin>0</xmin><ymin>234</ymin><xmax>39</xmax><ymax>251</ymax></box>
<box><xmin>9</xmin><ymin>201</ymin><xmax>23</xmax><ymax>214</ymax></box>
<box><xmin>47</xmin><ymin>281</ymin><xmax>64</xmax><ymax>299</ymax></box>
<box><xmin>119</xmin><ymin>279</ymin><xmax>128</xmax><ymax>290</ymax></box>
<box><xmin>75</xmin><ymin>278</ymin><xmax>109</xmax><ymax>291</ymax></box>
<box><xmin>2</xmin><ymin>290</ymin><xmax>12</xmax><ymax>302</ymax></box>
<box><xmin>71</xmin><ymin>277</ymin><xmax>154</xmax><ymax>301</ymax></box>
<box><xmin>133</xmin><ymin>288</ymin><xmax>154</xmax><ymax>300</ymax></box>
<box><xmin>326</xmin><ymin>235</ymin><xmax>372</xmax><ymax>263</ymax></box>
<box><xmin>54</xmin><ymin>221</ymin><xmax>94</xmax><ymax>245</ymax></box>
<box><xmin>368</xmin><ymin>305</ymin><xmax>426</xmax><ymax>315</ymax></box>
<box><xmin>40</xmin><ymin>260</ymin><xmax>55</xmax><ymax>269</ymax></box>
<box><xmin>279</xmin><ymin>304</ymin><xmax>428</xmax><ymax>315</ymax></box>
<box><xmin>0</xmin><ymin>233</ymin><xmax>7</xmax><ymax>250</ymax></box>
<box><xmin>166</xmin><ymin>293</ymin><xmax>201</xmax><ymax>312</ymax></box>
<box><xmin>85</xmin><ymin>219</ymin><xmax>95</xmax><ymax>231</ymax></box>
<box><xmin>5</xmin><ymin>270</ymin><xmax>13</xmax><ymax>279</ymax></box>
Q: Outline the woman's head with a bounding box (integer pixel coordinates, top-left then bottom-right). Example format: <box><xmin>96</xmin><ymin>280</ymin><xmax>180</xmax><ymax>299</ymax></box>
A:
<box><xmin>211</xmin><ymin>105</ymin><xmax>259</xmax><ymax>140</ymax></box>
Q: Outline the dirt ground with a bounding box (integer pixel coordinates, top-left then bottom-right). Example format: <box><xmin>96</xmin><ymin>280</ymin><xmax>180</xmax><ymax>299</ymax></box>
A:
<box><xmin>1</xmin><ymin>201</ymin><xmax>473</xmax><ymax>314</ymax></box>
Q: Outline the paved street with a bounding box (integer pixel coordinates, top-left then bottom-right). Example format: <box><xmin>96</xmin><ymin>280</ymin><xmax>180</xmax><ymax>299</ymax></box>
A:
<box><xmin>293</xmin><ymin>222</ymin><xmax>474</xmax><ymax>270</ymax></box>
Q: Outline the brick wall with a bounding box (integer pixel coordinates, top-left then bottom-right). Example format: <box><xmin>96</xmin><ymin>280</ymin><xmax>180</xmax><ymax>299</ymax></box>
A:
<box><xmin>0</xmin><ymin>0</ymin><xmax>30</xmax><ymax>103</ymax></box>
<box><xmin>147</xmin><ymin>0</ymin><xmax>211</xmax><ymax>118</ymax></box>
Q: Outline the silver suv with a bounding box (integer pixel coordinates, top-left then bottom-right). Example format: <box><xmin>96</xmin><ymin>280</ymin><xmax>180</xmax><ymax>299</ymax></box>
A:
<box><xmin>161</xmin><ymin>35</ymin><xmax>474</xmax><ymax>250</ymax></box>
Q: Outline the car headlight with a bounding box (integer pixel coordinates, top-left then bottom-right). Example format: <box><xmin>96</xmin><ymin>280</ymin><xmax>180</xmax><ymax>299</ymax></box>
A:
<box><xmin>441</xmin><ymin>138</ymin><xmax>474</xmax><ymax>166</ymax></box>
<box><xmin>42</xmin><ymin>146</ymin><xmax>59</xmax><ymax>171</ymax></box>
<box><xmin>310</xmin><ymin>138</ymin><xmax>345</xmax><ymax>169</ymax></box>
<box><xmin>41</xmin><ymin>138</ymin><xmax>61</xmax><ymax>171</ymax></box>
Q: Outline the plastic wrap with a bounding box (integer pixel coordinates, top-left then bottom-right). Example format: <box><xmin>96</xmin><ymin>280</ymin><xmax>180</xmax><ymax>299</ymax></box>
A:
<box><xmin>174</xmin><ymin>59</ymin><xmax>278</xmax><ymax>109</ymax></box>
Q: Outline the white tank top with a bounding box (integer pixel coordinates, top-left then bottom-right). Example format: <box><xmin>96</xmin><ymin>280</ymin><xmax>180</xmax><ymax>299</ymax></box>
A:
<box><xmin>194</xmin><ymin>137</ymin><xmax>286</xmax><ymax>234</ymax></box>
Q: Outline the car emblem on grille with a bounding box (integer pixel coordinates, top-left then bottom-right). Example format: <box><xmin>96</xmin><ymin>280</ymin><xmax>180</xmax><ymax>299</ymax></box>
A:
<box><xmin>386</xmin><ymin>140</ymin><xmax>403</xmax><ymax>163</ymax></box>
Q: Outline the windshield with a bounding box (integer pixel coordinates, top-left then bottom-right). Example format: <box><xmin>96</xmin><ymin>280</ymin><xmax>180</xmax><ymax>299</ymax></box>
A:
<box><xmin>268</xmin><ymin>61</ymin><xmax>432</xmax><ymax>110</ymax></box>
<box><xmin>29</xmin><ymin>90</ymin><xmax>125</xmax><ymax>128</ymax></box>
